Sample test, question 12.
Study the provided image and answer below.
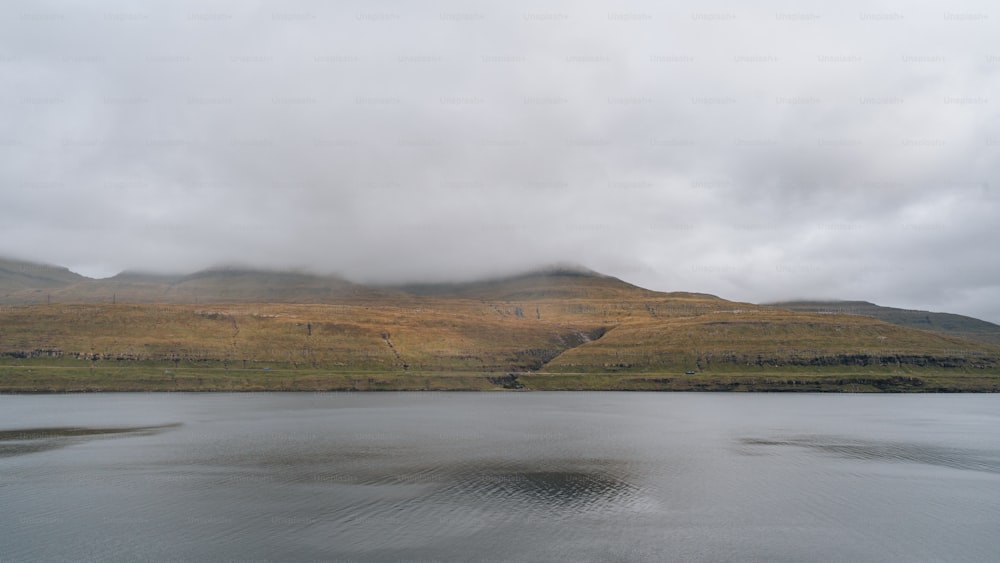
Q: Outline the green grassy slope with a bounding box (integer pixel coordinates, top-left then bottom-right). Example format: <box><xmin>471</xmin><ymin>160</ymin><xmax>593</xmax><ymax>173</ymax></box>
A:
<box><xmin>543</xmin><ymin>309</ymin><xmax>997</xmax><ymax>373</ymax></box>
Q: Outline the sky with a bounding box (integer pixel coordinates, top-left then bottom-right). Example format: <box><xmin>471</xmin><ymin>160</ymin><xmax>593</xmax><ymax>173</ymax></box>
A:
<box><xmin>2</xmin><ymin>0</ymin><xmax>999</xmax><ymax>322</ymax></box>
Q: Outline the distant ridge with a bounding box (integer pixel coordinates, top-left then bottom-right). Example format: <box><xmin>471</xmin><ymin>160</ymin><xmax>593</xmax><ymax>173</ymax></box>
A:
<box><xmin>1</xmin><ymin>256</ymin><xmax>997</xmax><ymax>345</ymax></box>
<box><xmin>0</xmin><ymin>258</ymin><xmax>88</xmax><ymax>305</ymax></box>
<box><xmin>3</xmin><ymin>257</ymin><xmax>1000</xmax><ymax>391</ymax></box>
<box><xmin>156</xmin><ymin>267</ymin><xmax>392</xmax><ymax>303</ymax></box>
<box><xmin>769</xmin><ymin>300</ymin><xmax>1000</xmax><ymax>346</ymax></box>
<box><xmin>387</xmin><ymin>264</ymin><xmax>657</xmax><ymax>300</ymax></box>
<box><xmin>0</xmin><ymin>257</ymin><xmax>86</xmax><ymax>289</ymax></box>
<box><xmin>0</xmin><ymin>259</ymin><xmax>392</xmax><ymax>304</ymax></box>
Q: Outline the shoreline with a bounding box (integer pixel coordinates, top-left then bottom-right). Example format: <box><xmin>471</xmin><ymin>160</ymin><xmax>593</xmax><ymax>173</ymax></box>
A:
<box><xmin>1</xmin><ymin>368</ymin><xmax>997</xmax><ymax>393</ymax></box>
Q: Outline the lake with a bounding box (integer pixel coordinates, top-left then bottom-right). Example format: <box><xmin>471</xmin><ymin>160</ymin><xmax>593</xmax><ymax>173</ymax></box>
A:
<box><xmin>1</xmin><ymin>392</ymin><xmax>998</xmax><ymax>562</ymax></box>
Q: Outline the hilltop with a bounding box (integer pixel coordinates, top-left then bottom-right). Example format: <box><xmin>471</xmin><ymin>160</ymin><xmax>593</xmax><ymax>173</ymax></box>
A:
<box><xmin>0</xmin><ymin>257</ymin><xmax>87</xmax><ymax>296</ymax></box>
<box><xmin>1</xmin><ymin>258</ymin><xmax>998</xmax><ymax>392</ymax></box>
<box><xmin>0</xmin><ymin>264</ymin><xmax>396</xmax><ymax>305</ymax></box>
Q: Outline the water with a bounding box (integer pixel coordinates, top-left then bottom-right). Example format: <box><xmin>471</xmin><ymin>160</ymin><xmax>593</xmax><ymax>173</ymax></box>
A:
<box><xmin>1</xmin><ymin>392</ymin><xmax>998</xmax><ymax>562</ymax></box>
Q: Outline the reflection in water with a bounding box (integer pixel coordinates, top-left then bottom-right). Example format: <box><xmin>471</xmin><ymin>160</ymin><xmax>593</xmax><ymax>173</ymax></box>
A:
<box><xmin>468</xmin><ymin>470</ymin><xmax>627</xmax><ymax>501</ymax></box>
<box><xmin>737</xmin><ymin>435</ymin><xmax>1000</xmax><ymax>474</ymax></box>
<box><xmin>445</xmin><ymin>465</ymin><xmax>645</xmax><ymax>516</ymax></box>
<box><xmin>0</xmin><ymin>424</ymin><xmax>181</xmax><ymax>458</ymax></box>
<box><xmin>299</xmin><ymin>460</ymin><xmax>652</xmax><ymax>553</ymax></box>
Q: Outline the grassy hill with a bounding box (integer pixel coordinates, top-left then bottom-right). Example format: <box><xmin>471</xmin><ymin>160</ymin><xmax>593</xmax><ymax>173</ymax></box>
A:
<box><xmin>770</xmin><ymin>301</ymin><xmax>1000</xmax><ymax>346</ymax></box>
<box><xmin>545</xmin><ymin>310</ymin><xmax>993</xmax><ymax>372</ymax></box>
<box><xmin>1</xmin><ymin>259</ymin><xmax>998</xmax><ymax>392</ymax></box>
<box><xmin>392</xmin><ymin>266</ymin><xmax>660</xmax><ymax>300</ymax></box>
<box><xmin>0</xmin><ymin>258</ymin><xmax>87</xmax><ymax>301</ymax></box>
<box><xmin>1</xmin><ymin>266</ymin><xmax>395</xmax><ymax>305</ymax></box>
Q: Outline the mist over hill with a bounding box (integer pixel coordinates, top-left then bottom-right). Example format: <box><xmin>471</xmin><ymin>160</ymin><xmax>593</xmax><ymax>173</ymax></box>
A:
<box><xmin>0</xmin><ymin>257</ymin><xmax>87</xmax><ymax>290</ymax></box>
<box><xmin>2</xmin><ymin>256</ymin><xmax>997</xmax><ymax>347</ymax></box>
<box><xmin>4</xmin><ymin>0</ymin><xmax>999</xmax><ymax>361</ymax></box>
<box><xmin>2</xmin><ymin>255</ymin><xmax>999</xmax><ymax>393</ymax></box>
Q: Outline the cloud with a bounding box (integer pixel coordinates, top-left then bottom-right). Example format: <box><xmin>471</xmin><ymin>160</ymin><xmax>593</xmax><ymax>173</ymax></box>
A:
<box><xmin>2</xmin><ymin>0</ymin><xmax>999</xmax><ymax>321</ymax></box>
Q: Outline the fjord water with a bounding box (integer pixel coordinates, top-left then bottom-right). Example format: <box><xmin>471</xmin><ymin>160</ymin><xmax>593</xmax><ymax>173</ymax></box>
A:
<box><xmin>1</xmin><ymin>393</ymin><xmax>998</xmax><ymax>562</ymax></box>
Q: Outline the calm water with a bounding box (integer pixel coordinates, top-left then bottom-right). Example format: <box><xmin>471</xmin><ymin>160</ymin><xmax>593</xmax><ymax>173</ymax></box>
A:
<box><xmin>1</xmin><ymin>392</ymin><xmax>998</xmax><ymax>562</ymax></box>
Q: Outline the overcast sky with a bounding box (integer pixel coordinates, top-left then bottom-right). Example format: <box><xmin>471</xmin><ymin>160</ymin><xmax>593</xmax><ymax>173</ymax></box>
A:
<box><xmin>2</xmin><ymin>0</ymin><xmax>999</xmax><ymax>321</ymax></box>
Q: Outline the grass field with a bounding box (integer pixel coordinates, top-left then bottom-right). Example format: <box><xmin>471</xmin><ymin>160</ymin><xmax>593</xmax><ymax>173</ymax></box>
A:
<box><xmin>2</xmin><ymin>363</ymin><xmax>998</xmax><ymax>393</ymax></box>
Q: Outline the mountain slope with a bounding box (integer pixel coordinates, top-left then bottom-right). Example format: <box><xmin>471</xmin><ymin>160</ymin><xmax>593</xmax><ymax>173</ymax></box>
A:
<box><xmin>1</xmin><ymin>258</ymin><xmax>999</xmax><ymax>392</ymax></box>
<box><xmin>1</xmin><ymin>263</ymin><xmax>400</xmax><ymax>305</ymax></box>
<box><xmin>543</xmin><ymin>308</ymin><xmax>998</xmax><ymax>373</ymax></box>
<box><xmin>164</xmin><ymin>268</ymin><xmax>396</xmax><ymax>302</ymax></box>
<box><xmin>390</xmin><ymin>266</ymin><xmax>659</xmax><ymax>301</ymax></box>
<box><xmin>769</xmin><ymin>301</ymin><xmax>1000</xmax><ymax>346</ymax></box>
<box><xmin>0</xmin><ymin>257</ymin><xmax>86</xmax><ymax>290</ymax></box>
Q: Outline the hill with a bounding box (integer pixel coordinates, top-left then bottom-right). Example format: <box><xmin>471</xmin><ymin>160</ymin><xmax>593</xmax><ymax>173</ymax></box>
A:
<box><xmin>0</xmin><ymin>257</ymin><xmax>87</xmax><ymax>297</ymax></box>
<box><xmin>1</xmin><ymin>264</ymin><xmax>397</xmax><ymax>305</ymax></box>
<box><xmin>769</xmin><ymin>301</ymin><xmax>1000</xmax><ymax>346</ymax></box>
<box><xmin>391</xmin><ymin>266</ymin><xmax>659</xmax><ymax>300</ymax></box>
<box><xmin>1</xmin><ymin>258</ymin><xmax>998</xmax><ymax>392</ymax></box>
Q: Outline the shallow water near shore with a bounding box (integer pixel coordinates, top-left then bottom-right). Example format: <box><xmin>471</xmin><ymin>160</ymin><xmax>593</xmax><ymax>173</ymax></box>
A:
<box><xmin>1</xmin><ymin>392</ymin><xmax>998</xmax><ymax>561</ymax></box>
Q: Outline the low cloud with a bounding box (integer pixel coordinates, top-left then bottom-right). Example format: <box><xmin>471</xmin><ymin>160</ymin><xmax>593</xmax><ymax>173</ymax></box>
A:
<box><xmin>2</xmin><ymin>0</ymin><xmax>998</xmax><ymax>321</ymax></box>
